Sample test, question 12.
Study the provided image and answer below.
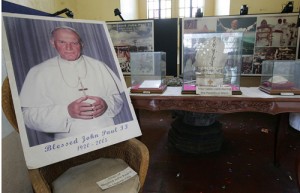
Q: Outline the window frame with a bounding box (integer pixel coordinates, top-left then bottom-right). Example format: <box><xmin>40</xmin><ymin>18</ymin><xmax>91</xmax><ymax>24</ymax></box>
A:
<box><xmin>147</xmin><ymin>0</ymin><xmax>172</xmax><ymax>19</ymax></box>
<box><xmin>178</xmin><ymin>0</ymin><xmax>205</xmax><ymax>18</ymax></box>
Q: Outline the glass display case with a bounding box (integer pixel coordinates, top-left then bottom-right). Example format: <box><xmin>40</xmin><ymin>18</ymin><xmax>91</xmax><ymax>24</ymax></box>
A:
<box><xmin>259</xmin><ymin>60</ymin><xmax>300</xmax><ymax>95</ymax></box>
<box><xmin>130</xmin><ymin>52</ymin><xmax>167</xmax><ymax>94</ymax></box>
<box><xmin>182</xmin><ymin>32</ymin><xmax>243</xmax><ymax>95</ymax></box>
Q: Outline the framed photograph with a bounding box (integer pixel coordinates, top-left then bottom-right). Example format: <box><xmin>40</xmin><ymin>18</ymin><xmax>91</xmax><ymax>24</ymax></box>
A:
<box><xmin>216</xmin><ymin>17</ymin><xmax>257</xmax><ymax>33</ymax></box>
<box><xmin>2</xmin><ymin>13</ymin><xmax>142</xmax><ymax>168</ymax></box>
<box><xmin>183</xmin><ymin>17</ymin><xmax>218</xmax><ymax>33</ymax></box>
<box><xmin>256</xmin><ymin>15</ymin><xmax>298</xmax><ymax>47</ymax></box>
<box><xmin>107</xmin><ymin>20</ymin><xmax>154</xmax><ymax>75</ymax></box>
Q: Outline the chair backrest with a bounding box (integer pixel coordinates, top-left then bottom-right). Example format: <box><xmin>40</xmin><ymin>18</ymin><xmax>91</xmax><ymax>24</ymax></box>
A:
<box><xmin>2</xmin><ymin>77</ymin><xmax>19</xmax><ymax>132</ymax></box>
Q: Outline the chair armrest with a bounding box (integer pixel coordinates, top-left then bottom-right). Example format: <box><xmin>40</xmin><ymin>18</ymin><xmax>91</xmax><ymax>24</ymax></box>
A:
<box><xmin>2</xmin><ymin>77</ymin><xmax>18</xmax><ymax>131</ymax></box>
<box><xmin>28</xmin><ymin>169</ymin><xmax>52</xmax><ymax>193</ymax></box>
<box><xmin>95</xmin><ymin>138</ymin><xmax>149</xmax><ymax>191</ymax></box>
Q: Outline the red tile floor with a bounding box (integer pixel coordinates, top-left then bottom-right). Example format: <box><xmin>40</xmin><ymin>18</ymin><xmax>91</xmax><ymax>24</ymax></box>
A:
<box><xmin>138</xmin><ymin>110</ymin><xmax>300</xmax><ymax>193</ymax></box>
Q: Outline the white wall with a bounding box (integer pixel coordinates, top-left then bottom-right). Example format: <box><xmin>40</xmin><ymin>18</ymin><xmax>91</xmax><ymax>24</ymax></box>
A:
<box><xmin>229</xmin><ymin>0</ymin><xmax>300</xmax><ymax>15</ymax></box>
<box><xmin>121</xmin><ymin>0</ymin><xmax>138</xmax><ymax>20</ymax></box>
<box><xmin>215</xmin><ymin>0</ymin><xmax>230</xmax><ymax>16</ymax></box>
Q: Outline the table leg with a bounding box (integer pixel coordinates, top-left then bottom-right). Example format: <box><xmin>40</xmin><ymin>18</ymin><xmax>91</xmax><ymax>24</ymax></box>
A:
<box><xmin>274</xmin><ymin>112</ymin><xmax>289</xmax><ymax>167</ymax></box>
<box><xmin>135</xmin><ymin>109</ymin><xmax>140</xmax><ymax>124</ymax></box>
<box><xmin>134</xmin><ymin>109</ymin><xmax>142</xmax><ymax>141</ymax></box>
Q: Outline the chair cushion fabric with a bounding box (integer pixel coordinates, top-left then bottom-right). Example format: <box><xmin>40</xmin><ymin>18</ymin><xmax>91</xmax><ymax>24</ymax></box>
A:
<box><xmin>52</xmin><ymin>158</ymin><xmax>140</xmax><ymax>193</ymax></box>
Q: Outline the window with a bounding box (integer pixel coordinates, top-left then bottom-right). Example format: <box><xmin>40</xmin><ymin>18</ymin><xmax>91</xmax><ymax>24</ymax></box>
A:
<box><xmin>147</xmin><ymin>0</ymin><xmax>171</xmax><ymax>19</ymax></box>
<box><xmin>179</xmin><ymin>0</ymin><xmax>204</xmax><ymax>18</ymax></box>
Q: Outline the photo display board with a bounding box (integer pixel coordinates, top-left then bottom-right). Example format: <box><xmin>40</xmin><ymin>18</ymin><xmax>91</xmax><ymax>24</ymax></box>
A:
<box><xmin>182</xmin><ymin>13</ymin><xmax>299</xmax><ymax>76</ymax></box>
<box><xmin>153</xmin><ymin>18</ymin><xmax>178</xmax><ymax>76</ymax></box>
<box><xmin>107</xmin><ymin>19</ymin><xmax>179</xmax><ymax>77</ymax></box>
<box><xmin>2</xmin><ymin>13</ymin><xmax>142</xmax><ymax>168</ymax></box>
<box><xmin>106</xmin><ymin>20</ymin><xmax>154</xmax><ymax>75</ymax></box>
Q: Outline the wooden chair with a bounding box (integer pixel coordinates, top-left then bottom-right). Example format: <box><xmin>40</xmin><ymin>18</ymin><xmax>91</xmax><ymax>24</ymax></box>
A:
<box><xmin>2</xmin><ymin>77</ymin><xmax>149</xmax><ymax>193</ymax></box>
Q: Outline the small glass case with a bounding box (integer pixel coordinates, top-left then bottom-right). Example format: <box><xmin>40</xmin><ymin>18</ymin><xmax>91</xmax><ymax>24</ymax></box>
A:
<box><xmin>130</xmin><ymin>52</ymin><xmax>167</xmax><ymax>94</ymax></box>
<box><xmin>182</xmin><ymin>32</ymin><xmax>243</xmax><ymax>95</ymax></box>
<box><xmin>259</xmin><ymin>60</ymin><xmax>300</xmax><ymax>95</ymax></box>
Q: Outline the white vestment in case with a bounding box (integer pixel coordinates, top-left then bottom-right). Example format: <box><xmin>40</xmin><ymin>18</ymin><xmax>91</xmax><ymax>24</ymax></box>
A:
<box><xmin>20</xmin><ymin>55</ymin><xmax>124</xmax><ymax>140</ymax></box>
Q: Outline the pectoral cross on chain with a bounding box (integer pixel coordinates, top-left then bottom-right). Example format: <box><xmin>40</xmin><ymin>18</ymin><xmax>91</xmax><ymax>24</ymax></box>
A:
<box><xmin>78</xmin><ymin>77</ymin><xmax>88</xmax><ymax>96</ymax></box>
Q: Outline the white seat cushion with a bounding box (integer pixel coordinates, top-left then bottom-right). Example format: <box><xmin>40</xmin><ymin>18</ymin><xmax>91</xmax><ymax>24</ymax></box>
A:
<box><xmin>52</xmin><ymin>158</ymin><xmax>140</xmax><ymax>193</ymax></box>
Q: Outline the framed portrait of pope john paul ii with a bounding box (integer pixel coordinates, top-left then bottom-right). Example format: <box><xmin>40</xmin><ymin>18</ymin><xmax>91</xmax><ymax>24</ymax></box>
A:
<box><xmin>2</xmin><ymin>13</ymin><xmax>142</xmax><ymax>169</ymax></box>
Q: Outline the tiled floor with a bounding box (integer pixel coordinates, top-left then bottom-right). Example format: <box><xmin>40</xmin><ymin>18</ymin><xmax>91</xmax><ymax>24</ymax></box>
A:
<box><xmin>138</xmin><ymin>110</ymin><xmax>300</xmax><ymax>193</ymax></box>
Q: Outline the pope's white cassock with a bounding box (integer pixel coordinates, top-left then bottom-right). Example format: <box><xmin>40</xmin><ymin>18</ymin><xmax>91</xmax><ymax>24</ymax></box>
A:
<box><xmin>20</xmin><ymin>55</ymin><xmax>124</xmax><ymax>140</ymax></box>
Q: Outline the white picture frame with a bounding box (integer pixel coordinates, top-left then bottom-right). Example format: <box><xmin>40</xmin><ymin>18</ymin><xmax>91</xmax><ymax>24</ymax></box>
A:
<box><xmin>2</xmin><ymin>13</ymin><xmax>142</xmax><ymax>169</ymax></box>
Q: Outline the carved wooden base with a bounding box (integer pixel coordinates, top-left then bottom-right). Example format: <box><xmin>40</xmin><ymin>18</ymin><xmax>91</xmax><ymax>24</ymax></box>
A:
<box><xmin>130</xmin><ymin>85</ymin><xmax>167</xmax><ymax>94</ymax></box>
<box><xmin>259</xmin><ymin>86</ymin><xmax>300</xmax><ymax>95</ymax></box>
<box><xmin>168</xmin><ymin>118</ymin><xmax>223</xmax><ymax>154</ymax></box>
<box><xmin>181</xmin><ymin>90</ymin><xmax>242</xmax><ymax>95</ymax></box>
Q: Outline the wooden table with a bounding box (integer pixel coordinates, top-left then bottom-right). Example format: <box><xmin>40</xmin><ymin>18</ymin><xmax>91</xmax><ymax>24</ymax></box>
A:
<box><xmin>130</xmin><ymin>87</ymin><xmax>300</xmax><ymax>165</ymax></box>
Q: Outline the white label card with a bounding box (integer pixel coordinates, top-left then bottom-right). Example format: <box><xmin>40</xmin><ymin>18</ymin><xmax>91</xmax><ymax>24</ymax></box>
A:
<box><xmin>97</xmin><ymin>167</ymin><xmax>137</xmax><ymax>190</ymax></box>
<box><xmin>196</xmin><ymin>85</ymin><xmax>232</xmax><ymax>96</ymax></box>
